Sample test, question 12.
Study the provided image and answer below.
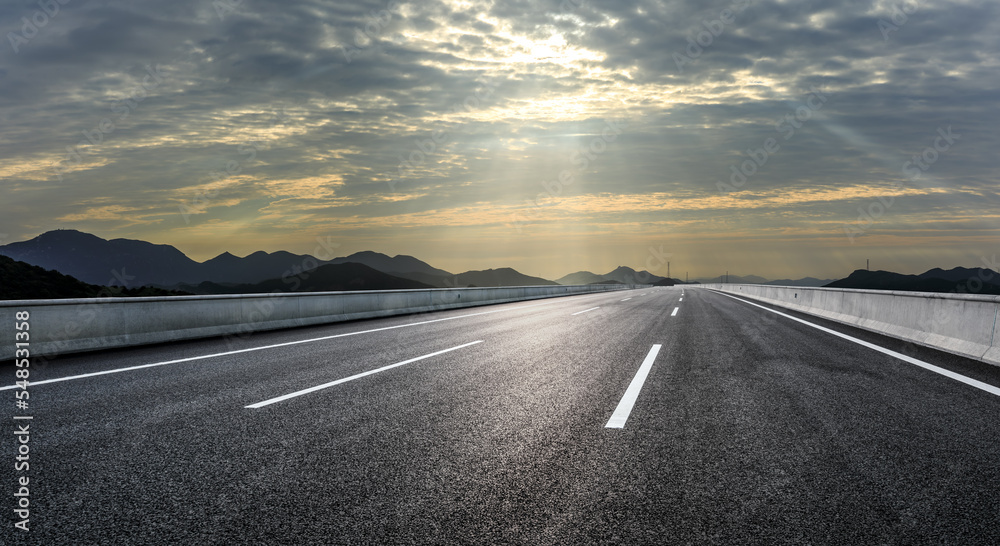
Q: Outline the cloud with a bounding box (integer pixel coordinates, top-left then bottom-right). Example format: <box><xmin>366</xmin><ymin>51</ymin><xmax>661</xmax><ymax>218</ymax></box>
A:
<box><xmin>1</xmin><ymin>0</ymin><xmax>997</xmax><ymax>278</ymax></box>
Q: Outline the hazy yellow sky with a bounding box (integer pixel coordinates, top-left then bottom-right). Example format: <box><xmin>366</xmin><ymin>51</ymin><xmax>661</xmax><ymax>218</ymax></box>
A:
<box><xmin>2</xmin><ymin>0</ymin><xmax>998</xmax><ymax>280</ymax></box>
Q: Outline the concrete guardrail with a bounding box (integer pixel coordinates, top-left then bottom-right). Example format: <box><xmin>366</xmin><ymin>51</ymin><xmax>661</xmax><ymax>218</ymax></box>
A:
<box><xmin>700</xmin><ymin>284</ymin><xmax>1000</xmax><ymax>367</ymax></box>
<box><xmin>1</xmin><ymin>284</ymin><xmax>640</xmax><ymax>360</ymax></box>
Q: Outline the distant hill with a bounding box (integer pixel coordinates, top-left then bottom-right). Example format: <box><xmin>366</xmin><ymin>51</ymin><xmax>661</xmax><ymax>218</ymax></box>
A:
<box><xmin>691</xmin><ymin>274</ymin><xmax>836</xmax><ymax>286</ymax></box>
<box><xmin>764</xmin><ymin>277</ymin><xmax>835</xmax><ymax>287</ymax></box>
<box><xmin>0</xmin><ymin>229</ymin><xmax>314</xmax><ymax>285</ymax></box>
<box><xmin>0</xmin><ymin>255</ymin><xmax>191</xmax><ymax>300</ymax></box>
<box><xmin>328</xmin><ymin>251</ymin><xmax>451</xmax><ymax>277</ymax></box>
<box><xmin>695</xmin><ymin>274</ymin><xmax>770</xmax><ymax>284</ymax></box>
<box><xmin>918</xmin><ymin>267</ymin><xmax>996</xmax><ymax>284</ymax></box>
<box><xmin>0</xmin><ymin>229</ymin><xmax>203</xmax><ymax>286</ymax></box>
<box><xmin>450</xmin><ymin>268</ymin><xmax>557</xmax><ymax>287</ymax></box>
<box><xmin>392</xmin><ymin>267</ymin><xmax>559</xmax><ymax>288</ymax></box>
<box><xmin>0</xmin><ymin>230</ymin><xmax>452</xmax><ymax>288</ymax></box>
<box><xmin>199</xmin><ymin>250</ymin><xmax>327</xmax><ymax>284</ymax></box>
<box><xmin>556</xmin><ymin>271</ymin><xmax>609</xmax><ymax>285</ymax></box>
<box><xmin>824</xmin><ymin>268</ymin><xmax>1000</xmax><ymax>295</ymax></box>
<box><xmin>388</xmin><ymin>271</ymin><xmax>458</xmax><ymax>287</ymax></box>
<box><xmin>174</xmin><ymin>262</ymin><xmax>433</xmax><ymax>294</ymax></box>
<box><xmin>557</xmin><ymin>266</ymin><xmax>664</xmax><ymax>286</ymax></box>
<box><xmin>604</xmin><ymin>266</ymin><xmax>665</xmax><ymax>284</ymax></box>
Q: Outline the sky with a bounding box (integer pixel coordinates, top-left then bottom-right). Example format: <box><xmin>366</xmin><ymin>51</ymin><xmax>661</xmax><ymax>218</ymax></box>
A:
<box><xmin>1</xmin><ymin>0</ymin><xmax>998</xmax><ymax>281</ymax></box>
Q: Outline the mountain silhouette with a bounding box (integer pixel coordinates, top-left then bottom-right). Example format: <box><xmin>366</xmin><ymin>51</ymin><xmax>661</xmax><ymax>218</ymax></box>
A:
<box><xmin>556</xmin><ymin>271</ymin><xmax>609</xmax><ymax>285</ymax></box>
<box><xmin>174</xmin><ymin>262</ymin><xmax>434</xmax><ymax>295</ymax></box>
<box><xmin>400</xmin><ymin>268</ymin><xmax>558</xmax><ymax>288</ymax></box>
<box><xmin>764</xmin><ymin>277</ymin><xmax>834</xmax><ymax>287</ymax></box>
<box><xmin>329</xmin><ymin>251</ymin><xmax>452</xmax><ymax>277</ymax></box>
<box><xmin>196</xmin><ymin>249</ymin><xmax>332</xmax><ymax>284</ymax></box>
<box><xmin>0</xmin><ymin>230</ymin><xmax>451</xmax><ymax>288</ymax></box>
<box><xmin>917</xmin><ymin>267</ymin><xmax>999</xmax><ymax>284</ymax></box>
<box><xmin>557</xmin><ymin>266</ymin><xmax>665</xmax><ymax>285</ymax></box>
<box><xmin>603</xmin><ymin>266</ymin><xmax>665</xmax><ymax>284</ymax></box>
<box><xmin>0</xmin><ymin>255</ymin><xmax>191</xmax><ymax>300</ymax></box>
<box><xmin>694</xmin><ymin>274</ymin><xmax>770</xmax><ymax>284</ymax></box>
<box><xmin>825</xmin><ymin>268</ymin><xmax>1000</xmax><ymax>295</ymax></box>
<box><xmin>0</xmin><ymin>230</ymin><xmax>202</xmax><ymax>286</ymax></box>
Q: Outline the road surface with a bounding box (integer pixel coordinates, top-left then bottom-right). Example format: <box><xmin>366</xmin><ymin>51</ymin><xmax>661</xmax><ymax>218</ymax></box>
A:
<box><xmin>4</xmin><ymin>287</ymin><xmax>999</xmax><ymax>544</ymax></box>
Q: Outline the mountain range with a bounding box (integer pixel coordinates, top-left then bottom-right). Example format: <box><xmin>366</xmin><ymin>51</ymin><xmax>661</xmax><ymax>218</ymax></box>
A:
<box><xmin>0</xmin><ymin>231</ymin><xmax>693</xmax><ymax>292</ymax></box>
<box><xmin>401</xmin><ymin>268</ymin><xmax>558</xmax><ymax>288</ymax></box>
<box><xmin>0</xmin><ymin>230</ymin><xmax>452</xmax><ymax>287</ymax></box>
<box><xmin>694</xmin><ymin>274</ymin><xmax>771</xmax><ymax>285</ymax></box>
<box><xmin>173</xmin><ymin>262</ymin><xmax>435</xmax><ymax>295</ymax></box>
<box><xmin>6</xmin><ymin>230</ymin><xmax>989</xmax><ymax>299</ymax></box>
<box><xmin>825</xmin><ymin>268</ymin><xmax>1000</xmax><ymax>295</ymax></box>
<box><xmin>557</xmin><ymin>266</ymin><xmax>668</xmax><ymax>285</ymax></box>
<box><xmin>0</xmin><ymin>255</ymin><xmax>192</xmax><ymax>300</ymax></box>
<box><xmin>0</xmin><ymin>230</ymin><xmax>568</xmax><ymax>297</ymax></box>
<box><xmin>763</xmin><ymin>277</ymin><xmax>836</xmax><ymax>287</ymax></box>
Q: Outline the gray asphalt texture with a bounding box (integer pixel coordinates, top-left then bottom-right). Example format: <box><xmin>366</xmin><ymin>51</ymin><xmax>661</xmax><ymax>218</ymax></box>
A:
<box><xmin>3</xmin><ymin>287</ymin><xmax>1000</xmax><ymax>544</ymax></box>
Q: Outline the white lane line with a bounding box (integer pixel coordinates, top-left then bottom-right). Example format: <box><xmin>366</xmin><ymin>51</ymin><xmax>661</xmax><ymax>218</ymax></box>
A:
<box><xmin>712</xmin><ymin>291</ymin><xmax>1000</xmax><ymax>398</ymax></box>
<box><xmin>572</xmin><ymin>306</ymin><xmax>601</xmax><ymax>316</ymax></box>
<box><xmin>671</xmin><ymin>307</ymin><xmax>679</xmax><ymax>316</ymax></box>
<box><xmin>679</xmin><ymin>297</ymin><xmax>684</xmax><ymax>302</ymax></box>
<box><xmin>606</xmin><ymin>344</ymin><xmax>663</xmax><ymax>428</ymax></box>
<box><xmin>0</xmin><ymin>294</ymin><xmax>612</xmax><ymax>391</ymax></box>
<box><xmin>246</xmin><ymin>341</ymin><xmax>483</xmax><ymax>409</ymax></box>
<box><xmin>621</xmin><ymin>298</ymin><xmax>632</xmax><ymax>302</ymax></box>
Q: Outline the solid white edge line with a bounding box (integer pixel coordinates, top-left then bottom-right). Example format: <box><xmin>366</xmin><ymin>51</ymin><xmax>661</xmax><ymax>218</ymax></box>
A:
<box><xmin>246</xmin><ymin>340</ymin><xmax>484</xmax><ymax>409</ymax></box>
<box><xmin>572</xmin><ymin>307</ymin><xmax>601</xmax><ymax>316</ymax></box>
<box><xmin>606</xmin><ymin>344</ymin><xmax>663</xmax><ymax>428</ymax></box>
<box><xmin>711</xmin><ymin>290</ymin><xmax>1000</xmax><ymax>398</ymax></box>
<box><xmin>1</xmin><ymin>293</ymin><xmax>618</xmax><ymax>391</ymax></box>
<box><xmin>670</xmin><ymin>307</ymin><xmax>679</xmax><ymax>316</ymax></box>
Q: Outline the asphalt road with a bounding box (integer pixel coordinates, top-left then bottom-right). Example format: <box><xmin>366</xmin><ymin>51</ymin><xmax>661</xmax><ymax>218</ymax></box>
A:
<box><xmin>4</xmin><ymin>287</ymin><xmax>1000</xmax><ymax>544</ymax></box>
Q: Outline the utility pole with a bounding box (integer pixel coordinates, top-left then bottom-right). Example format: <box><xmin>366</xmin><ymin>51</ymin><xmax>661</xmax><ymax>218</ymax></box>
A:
<box><xmin>867</xmin><ymin>259</ymin><xmax>869</xmax><ymax>271</ymax></box>
<box><xmin>667</xmin><ymin>262</ymin><xmax>670</xmax><ymax>280</ymax></box>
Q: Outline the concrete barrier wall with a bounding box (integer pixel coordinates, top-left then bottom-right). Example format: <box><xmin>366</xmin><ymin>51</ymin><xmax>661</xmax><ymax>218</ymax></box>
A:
<box><xmin>700</xmin><ymin>284</ymin><xmax>1000</xmax><ymax>366</ymax></box>
<box><xmin>0</xmin><ymin>285</ymin><xmax>637</xmax><ymax>360</ymax></box>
